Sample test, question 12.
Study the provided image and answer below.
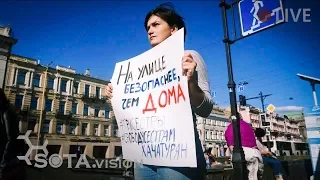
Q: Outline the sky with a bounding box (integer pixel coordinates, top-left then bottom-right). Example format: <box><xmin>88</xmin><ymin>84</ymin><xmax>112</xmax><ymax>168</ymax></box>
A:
<box><xmin>1</xmin><ymin>0</ymin><xmax>319</xmax><ymax>112</ymax></box>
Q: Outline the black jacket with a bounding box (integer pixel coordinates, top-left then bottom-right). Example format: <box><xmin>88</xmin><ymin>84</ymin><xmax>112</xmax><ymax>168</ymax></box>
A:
<box><xmin>0</xmin><ymin>105</ymin><xmax>20</xmax><ymax>174</ymax></box>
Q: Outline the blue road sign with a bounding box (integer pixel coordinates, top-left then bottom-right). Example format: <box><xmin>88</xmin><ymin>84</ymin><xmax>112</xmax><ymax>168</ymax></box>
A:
<box><xmin>238</xmin><ymin>85</ymin><xmax>244</xmax><ymax>92</ymax></box>
<box><xmin>238</xmin><ymin>0</ymin><xmax>284</xmax><ymax>37</ymax></box>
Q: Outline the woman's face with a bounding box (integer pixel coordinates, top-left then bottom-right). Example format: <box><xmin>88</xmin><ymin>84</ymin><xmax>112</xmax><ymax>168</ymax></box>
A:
<box><xmin>146</xmin><ymin>15</ymin><xmax>178</xmax><ymax>47</ymax></box>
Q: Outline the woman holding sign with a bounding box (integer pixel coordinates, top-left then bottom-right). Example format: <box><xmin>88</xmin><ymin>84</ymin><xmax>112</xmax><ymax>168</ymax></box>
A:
<box><xmin>106</xmin><ymin>3</ymin><xmax>214</xmax><ymax>180</ymax></box>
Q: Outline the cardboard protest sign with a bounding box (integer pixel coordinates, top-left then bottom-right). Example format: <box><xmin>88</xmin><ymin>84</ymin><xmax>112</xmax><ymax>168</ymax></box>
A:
<box><xmin>110</xmin><ymin>28</ymin><xmax>197</xmax><ymax>167</ymax></box>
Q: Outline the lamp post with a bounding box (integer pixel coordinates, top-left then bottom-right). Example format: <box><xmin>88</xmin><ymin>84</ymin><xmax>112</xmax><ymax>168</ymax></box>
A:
<box><xmin>238</xmin><ymin>81</ymin><xmax>248</xmax><ymax>86</ymax></box>
<box><xmin>219</xmin><ymin>0</ymin><xmax>248</xmax><ymax>179</ymax></box>
<box><xmin>36</xmin><ymin>62</ymin><xmax>52</xmax><ymax>156</ymax></box>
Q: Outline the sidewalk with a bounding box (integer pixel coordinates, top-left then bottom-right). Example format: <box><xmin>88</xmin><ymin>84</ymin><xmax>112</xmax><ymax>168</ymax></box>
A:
<box><xmin>22</xmin><ymin>156</ymin><xmax>313</xmax><ymax>180</ymax></box>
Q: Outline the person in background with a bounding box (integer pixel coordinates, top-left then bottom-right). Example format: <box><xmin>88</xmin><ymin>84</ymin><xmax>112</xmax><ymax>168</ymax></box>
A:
<box><xmin>208</xmin><ymin>156</ymin><xmax>222</xmax><ymax>168</ymax></box>
<box><xmin>255</xmin><ymin>128</ymin><xmax>284</xmax><ymax>180</ymax></box>
<box><xmin>204</xmin><ymin>149</ymin><xmax>214</xmax><ymax>168</ymax></box>
<box><xmin>105</xmin><ymin>2</ymin><xmax>214</xmax><ymax>180</ymax></box>
<box><xmin>0</xmin><ymin>88</ymin><xmax>25</xmax><ymax>180</ymax></box>
<box><xmin>220</xmin><ymin>146</ymin><xmax>225</xmax><ymax>156</ymax></box>
<box><xmin>224</xmin><ymin>113</ymin><xmax>263</xmax><ymax>180</ymax></box>
<box><xmin>204</xmin><ymin>152</ymin><xmax>210</xmax><ymax>169</ymax></box>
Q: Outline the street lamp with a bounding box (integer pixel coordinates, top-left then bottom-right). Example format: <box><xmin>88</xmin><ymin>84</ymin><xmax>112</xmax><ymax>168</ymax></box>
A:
<box><xmin>36</xmin><ymin>61</ymin><xmax>52</xmax><ymax>156</ymax></box>
<box><xmin>297</xmin><ymin>73</ymin><xmax>320</xmax><ymax>108</ymax></box>
<box><xmin>219</xmin><ymin>1</ymin><xmax>248</xmax><ymax>180</ymax></box>
<box><xmin>238</xmin><ymin>81</ymin><xmax>248</xmax><ymax>86</ymax></box>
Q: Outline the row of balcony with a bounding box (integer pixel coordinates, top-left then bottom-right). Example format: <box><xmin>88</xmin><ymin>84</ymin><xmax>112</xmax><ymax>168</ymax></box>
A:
<box><xmin>16</xmin><ymin>109</ymin><xmax>112</xmax><ymax>121</ymax></box>
<box><xmin>270</xmin><ymin>128</ymin><xmax>299</xmax><ymax>135</ymax></box>
<box><xmin>80</xmin><ymin>93</ymin><xmax>109</xmax><ymax>104</ymax></box>
<box><xmin>8</xmin><ymin>85</ymin><xmax>109</xmax><ymax>105</ymax></box>
<box><xmin>263</xmin><ymin>135</ymin><xmax>302</xmax><ymax>142</ymax></box>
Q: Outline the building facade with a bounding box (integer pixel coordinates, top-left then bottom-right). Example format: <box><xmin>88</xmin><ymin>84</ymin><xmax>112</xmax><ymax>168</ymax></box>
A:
<box><xmin>196</xmin><ymin>106</ymin><xmax>230</xmax><ymax>157</ymax></box>
<box><xmin>232</xmin><ymin>105</ymin><xmax>308</xmax><ymax>156</ymax></box>
<box><xmin>4</xmin><ymin>54</ymin><xmax>121</xmax><ymax>159</ymax></box>
<box><xmin>0</xmin><ymin>25</ymin><xmax>17</xmax><ymax>89</ymax></box>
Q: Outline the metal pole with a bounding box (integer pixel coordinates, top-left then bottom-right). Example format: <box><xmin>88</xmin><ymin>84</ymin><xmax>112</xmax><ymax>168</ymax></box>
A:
<box><xmin>259</xmin><ymin>92</ymin><xmax>265</xmax><ymax>112</ymax></box>
<box><xmin>260</xmin><ymin>92</ymin><xmax>271</xmax><ymax>151</ymax></box>
<box><xmin>219</xmin><ymin>1</ymin><xmax>248</xmax><ymax>179</ymax></box>
<box><xmin>36</xmin><ymin>63</ymin><xmax>51</xmax><ymax>156</ymax></box>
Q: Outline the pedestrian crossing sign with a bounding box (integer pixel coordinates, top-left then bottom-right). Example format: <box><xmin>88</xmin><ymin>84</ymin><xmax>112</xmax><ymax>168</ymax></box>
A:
<box><xmin>238</xmin><ymin>0</ymin><xmax>285</xmax><ymax>37</ymax></box>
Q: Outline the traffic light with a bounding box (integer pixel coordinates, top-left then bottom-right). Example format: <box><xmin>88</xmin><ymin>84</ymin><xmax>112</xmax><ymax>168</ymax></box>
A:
<box><xmin>260</xmin><ymin>113</ymin><xmax>270</xmax><ymax>127</ymax></box>
<box><xmin>239</xmin><ymin>95</ymin><xmax>246</xmax><ymax>106</ymax></box>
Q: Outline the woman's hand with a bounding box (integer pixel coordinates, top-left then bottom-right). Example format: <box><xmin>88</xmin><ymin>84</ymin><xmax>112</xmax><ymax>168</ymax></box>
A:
<box><xmin>182</xmin><ymin>52</ymin><xmax>197</xmax><ymax>81</ymax></box>
<box><xmin>105</xmin><ymin>83</ymin><xmax>113</xmax><ymax>99</ymax></box>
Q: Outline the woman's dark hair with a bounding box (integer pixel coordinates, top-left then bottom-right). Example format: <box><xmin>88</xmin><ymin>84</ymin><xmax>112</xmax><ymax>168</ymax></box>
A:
<box><xmin>144</xmin><ymin>2</ymin><xmax>187</xmax><ymax>40</ymax></box>
<box><xmin>0</xmin><ymin>88</ymin><xmax>10</xmax><ymax>108</ymax></box>
<box><xmin>209</xmin><ymin>155</ymin><xmax>216</xmax><ymax>163</ymax></box>
<box><xmin>205</xmin><ymin>147</ymin><xmax>212</xmax><ymax>154</ymax></box>
<box><xmin>254</xmin><ymin>128</ymin><xmax>266</xmax><ymax>138</ymax></box>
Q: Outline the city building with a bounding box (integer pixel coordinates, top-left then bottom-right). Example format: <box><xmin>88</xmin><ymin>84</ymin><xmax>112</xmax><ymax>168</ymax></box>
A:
<box><xmin>3</xmin><ymin>54</ymin><xmax>121</xmax><ymax>159</ymax></box>
<box><xmin>196</xmin><ymin>106</ymin><xmax>230</xmax><ymax>157</ymax></box>
<box><xmin>226</xmin><ymin>105</ymin><xmax>308</xmax><ymax>156</ymax></box>
<box><xmin>0</xmin><ymin>25</ymin><xmax>17</xmax><ymax>89</ymax></box>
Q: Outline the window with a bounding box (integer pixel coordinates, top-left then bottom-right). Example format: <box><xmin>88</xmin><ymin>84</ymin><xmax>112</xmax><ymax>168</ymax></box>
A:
<box><xmin>208</xmin><ymin>131</ymin><xmax>212</xmax><ymax>140</ymax></box>
<box><xmin>69</xmin><ymin>122</ymin><xmax>76</xmax><ymax>135</ymax></box>
<box><xmin>30</xmin><ymin>97</ymin><xmax>38</xmax><ymax>110</ymax></box>
<box><xmin>95</xmin><ymin>107</ymin><xmax>99</xmax><ymax>117</ymax></box>
<box><xmin>85</xmin><ymin>85</ymin><xmax>90</xmax><ymax>96</ymax></box>
<box><xmin>12</xmin><ymin>69</ymin><xmax>17</xmax><ymax>85</ymax></box>
<box><xmin>56</xmin><ymin>121</ymin><xmax>63</xmax><ymax>134</ymax></box>
<box><xmin>15</xmin><ymin>95</ymin><xmax>23</xmax><ymax>109</ymax></box>
<box><xmin>221</xmin><ymin>132</ymin><xmax>225</xmax><ymax>140</ymax></box>
<box><xmin>47</xmin><ymin>77</ymin><xmax>54</xmax><ymax>89</ymax></box>
<box><xmin>94</xmin><ymin>124</ymin><xmax>99</xmax><ymax>136</ymax></box>
<box><xmin>60</xmin><ymin>79</ymin><xmax>67</xmax><ymax>92</ymax></box>
<box><xmin>72</xmin><ymin>103</ymin><xmax>77</xmax><ymax>114</ymax></box>
<box><xmin>83</xmin><ymin>104</ymin><xmax>88</xmax><ymax>116</ymax></box>
<box><xmin>45</xmin><ymin>99</ymin><xmax>52</xmax><ymax>111</ymax></box>
<box><xmin>104</xmin><ymin>125</ymin><xmax>109</xmax><ymax>137</ymax></box>
<box><xmin>59</xmin><ymin>101</ymin><xmax>65</xmax><ymax>113</ymax></box>
<box><xmin>82</xmin><ymin>123</ymin><xmax>88</xmax><ymax>135</ymax></box>
<box><xmin>33</xmin><ymin>74</ymin><xmax>40</xmax><ymax>87</ymax></box>
<box><xmin>96</xmin><ymin>87</ymin><xmax>100</xmax><ymax>98</ymax></box>
<box><xmin>17</xmin><ymin>71</ymin><xmax>26</xmax><ymax>85</ymax></box>
<box><xmin>27</xmin><ymin>119</ymin><xmax>36</xmax><ymax>131</ymax></box>
<box><xmin>105</xmin><ymin>109</ymin><xmax>110</xmax><ymax>118</ymax></box>
<box><xmin>213</xmin><ymin>131</ymin><xmax>217</xmax><ymax>140</ymax></box>
<box><xmin>43</xmin><ymin>120</ymin><xmax>50</xmax><ymax>133</ymax></box>
<box><xmin>73</xmin><ymin>82</ymin><xmax>78</xmax><ymax>94</ymax></box>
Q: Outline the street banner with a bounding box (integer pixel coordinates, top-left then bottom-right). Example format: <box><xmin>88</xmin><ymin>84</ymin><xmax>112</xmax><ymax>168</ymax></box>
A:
<box><xmin>110</xmin><ymin>28</ymin><xmax>197</xmax><ymax>167</ymax></box>
<box><xmin>304</xmin><ymin>105</ymin><xmax>320</xmax><ymax>173</ymax></box>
